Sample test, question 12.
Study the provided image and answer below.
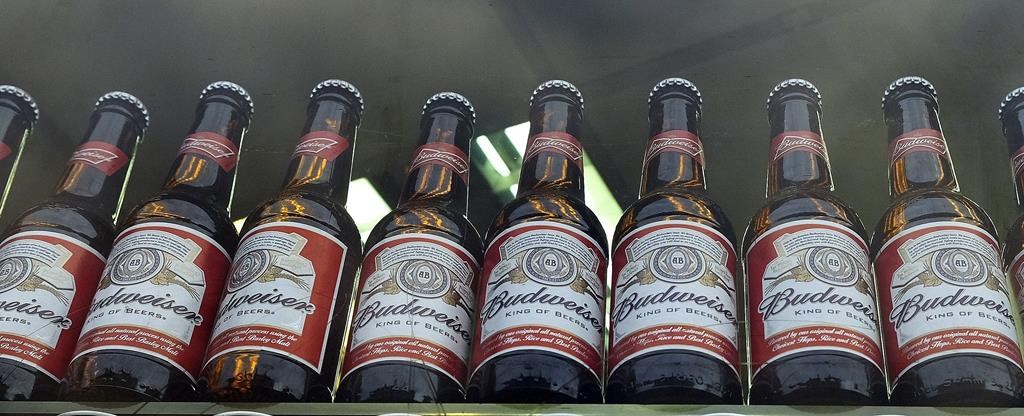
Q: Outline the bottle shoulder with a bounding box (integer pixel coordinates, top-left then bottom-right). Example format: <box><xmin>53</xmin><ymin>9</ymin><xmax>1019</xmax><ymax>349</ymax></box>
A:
<box><xmin>615</xmin><ymin>189</ymin><xmax>735</xmax><ymax>248</ymax></box>
<box><xmin>871</xmin><ymin>188</ymin><xmax>996</xmax><ymax>252</ymax></box>
<box><xmin>242</xmin><ymin>190</ymin><xmax>362</xmax><ymax>249</ymax></box>
<box><xmin>365</xmin><ymin>202</ymin><xmax>483</xmax><ymax>258</ymax></box>
<box><xmin>5</xmin><ymin>201</ymin><xmax>116</xmax><ymax>254</ymax></box>
<box><xmin>122</xmin><ymin>191</ymin><xmax>238</xmax><ymax>252</ymax></box>
<box><xmin>488</xmin><ymin>190</ymin><xmax>608</xmax><ymax>253</ymax></box>
<box><xmin>743</xmin><ymin>187</ymin><xmax>867</xmax><ymax>251</ymax></box>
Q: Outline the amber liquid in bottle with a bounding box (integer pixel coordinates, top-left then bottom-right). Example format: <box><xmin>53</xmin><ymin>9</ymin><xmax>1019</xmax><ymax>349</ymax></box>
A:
<box><xmin>62</xmin><ymin>85</ymin><xmax>251</xmax><ymax>401</ymax></box>
<box><xmin>0</xmin><ymin>95</ymin><xmax>144</xmax><ymax>400</ymax></box>
<box><xmin>467</xmin><ymin>83</ymin><xmax>607</xmax><ymax>403</ymax></box>
<box><xmin>873</xmin><ymin>86</ymin><xmax>1024</xmax><ymax>407</ymax></box>
<box><xmin>605</xmin><ymin>82</ymin><xmax>742</xmax><ymax>404</ymax></box>
<box><xmin>339</xmin><ymin>94</ymin><xmax>481</xmax><ymax>403</ymax></box>
<box><xmin>200</xmin><ymin>83</ymin><xmax>362</xmax><ymax>402</ymax></box>
<box><xmin>744</xmin><ymin>85</ymin><xmax>886</xmax><ymax>405</ymax></box>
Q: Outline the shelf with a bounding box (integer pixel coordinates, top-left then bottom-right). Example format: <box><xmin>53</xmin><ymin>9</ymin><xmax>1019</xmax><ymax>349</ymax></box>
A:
<box><xmin>3</xmin><ymin>402</ymin><xmax>1020</xmax><ymax>416</ymax></box>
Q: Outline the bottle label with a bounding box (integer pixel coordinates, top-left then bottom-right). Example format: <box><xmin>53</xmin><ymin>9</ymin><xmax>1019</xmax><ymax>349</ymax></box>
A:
<box><xmin>889</xmin><ymin>128</ymin><xmax>947</xmax><ymax>166</ymax></box>
<box><xmin>524</xmin><ymin>132</ymin><xmax>584</xmax><ymax>170</ymax></box>
<box><xmin>608</xmin><ymin>221</ymin><xmax>739</xmax><ymax>377</ymax></box>
<box><xmin>407</xmin><ymin>143</ymin><xmax>470</xmax><ymax>184</ymax></box>
<box><xmin>1010</xmin><ymin>145</ymin><xmax>1024</xmax><ymax>185</ymax></box>
<box><xmin>342</xmin><ymin>234</ymin><xmax>478</xmax><ymax>385</ymax></box>
<box><xmin>291</xmin><ymin>131</ymin><xmax>350</xmax><ymax>161</ymax></box>
<box><xmin>69</xmin><ymin>141</ymin><xmax>129</xmax><ymax>176</ymax></box>
<box><xmin>470</xmin><ymin>221</ymin><xmax>607</xmax><ymax>379</ymax></box>
<box><xmin>204</xmin><ymin>222</ymin><xmax>348</xmax><ymax>373</ymax></box>
<box><xmin>1009</xmin><ymin>250</ymin><xmax>1024</xmax><ymax>322</ymax></box>
<box><xmin>0</xmin><ymin>231</ymin><xmax>105</xmax><ymax>380</ymax></box>
<box><xmin>178</xmin><ymin>131</ymin><xmax>239</xmax><ymax>172</ymax></box>
<box><xmin>770</xmin><ymin>131</ymin><xmax>830</xmax><ymax>163</ymax></box>
<box><xmin>876</xmin><ymin>221</ymin><xmax>1024</xmax><ymax>383</ymax></box>
<box><xmin>73</xmin><ymin>222</ymin><xmax>230</xmax><ymax>381</ymax></box>
<box><xmin>0</xmin><ymin>142</ymin><xmax>13</xmax><ymax>161</ymax></box>
<box><xmin>746</xmin><ymin>219</ymin><xmax>883</xmax><ymax>376</ymax></box>
<box><xmin>642</xmin><ymin>130</ymin><xmax>704</xmax><ymax>170</ymax></box>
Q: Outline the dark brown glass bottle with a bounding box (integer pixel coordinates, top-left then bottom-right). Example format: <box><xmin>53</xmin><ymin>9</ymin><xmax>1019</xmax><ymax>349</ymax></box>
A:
<box><xmin>339</xmin><ymin>92</ymin><xmax>481</xmax><ymax>403</ymax></box>
<box><xmin>744</xmin><ymin>79</ymin><xmax>887</xmax><ymax>405</ymax></box>
<box><xmin>605</xmin><ymin>78</ymin><xmax>741</xmax><ymax>404</ymax></box>
<box><xmin>200</xmin><ymin>80</ymin><xmax>363</xmax><ymax>402</ymax></box>
<box><xmin>62</xmin><ymin>81</ymin><xmax>253</xmax><ymax>401</ymax></box>
<box><xmin>872</xmin><ymin>77</ymin><xmax>1024</xmax><ymax>407</ymax></box>
<box><xmin>1001</xmin><ymin>86</ymin><xmax>1024</xmax><ymax>350</ymax></box>
<box><xmin>466</xmin><ymin>80</ymin><xmax>607</xmax><ymax>403</ymax></box>
<box><xmin>0</xmin><ymin>92</ymin><xmax>146</xmax><ymax>400</ymax></box>
<box><xmin>0</xmin><ymin>85</ymin><xmax>38</xmax><ymax>217</ymax></box>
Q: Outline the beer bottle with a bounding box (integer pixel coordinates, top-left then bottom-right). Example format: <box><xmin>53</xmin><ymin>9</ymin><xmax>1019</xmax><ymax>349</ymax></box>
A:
<box><xmin>873</xmin><ymin>76</ymin><xmax>1024</xmax><ymax>406</ymax></box>
<box><xmin>62</xmin><ymin>81</ymin><xmax>253</xmax><ymax>401</ymax></box>
<box><xmin>605</xmin><ymin>78</ymin><xmax>741</xmax><ymax>404</ymax></box>
<box><xmin>339</xmin><ymin>92</ymin><xmax>481</xmax><ymax>402</ymax></box>
<box><xmin>744</xmin><ymin>79</ymin><xmax>886</xmax><ymax>405</ymax></box>
<box><xmin>0</xmin><ymin>91</ymin><xmax>146</xmax><ymax>400</ymax></box>
<box><xmin>466</xmin><ymin>80</ymin><xmax>607</xmax><ymax>403</ymax></box>
<box><xmin>1001</xmin><ymin>86</ymin><xmax>1024</xmax><ymax>343</ymax></box>
<box><xmin>200</xmin><ymin>79</ymin><xmax>363</xmax><ymax>402</ymax></box>
<box><xmin>0</xmin><ymin>85</ymin><xmax>38</xmax><ymax>217</ymax></box>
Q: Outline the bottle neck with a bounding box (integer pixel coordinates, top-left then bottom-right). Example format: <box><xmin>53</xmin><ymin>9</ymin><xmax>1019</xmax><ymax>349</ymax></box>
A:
<box><xmin>640</xmin><ymin>97</ymin><xmax>704</xmax><ymax>195</ymax></box>
<box><xmin>280</xmin><ymin>98</ymin><xmax>359</xmax><ymax>204</ymax></box>
<box><xmin>766</xmin><ymin>99</ymin><xmax>833</xmax><ymax>197</ymax></box>
<box><xmin>1003</xmin><ymin>107</ymin><xmax>1024</xmax><ymax>210</ymax></box>
<box><xmin>0</xmin><ymin>106</ymin><xmax>31</xmax><ymax>214</ymax></box>
<box><xmin>398</xmin><ymin>111</ymin><xmax>472</xmax><ymax>215</ymax></box>
<box><xmin>53</xmin><ymin>109</ymin><xmax>142</xmax><ymax>220</ymax></box>
<box><xmin>885</xmin><ymin>97</ymin><xmax>957</xmax><ymax>197</ymax></box>
<box><xmin>517</xmin><ymin>100</ymin><xmax>585</xmax><ymax>200</ymax></box>
<box><xmin>163</xmin><ymin>101</ymin><xmax>248</xmax><ymax>211</ymax></box>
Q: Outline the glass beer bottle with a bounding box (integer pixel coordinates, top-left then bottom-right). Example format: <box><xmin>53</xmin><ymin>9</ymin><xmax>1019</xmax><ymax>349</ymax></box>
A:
<box><xmin>0</xmin><ymin>85</ymin><xmax>39</xmax><ymax>217</ymax></box>
<box><xmin>62</xmin><ymin>81</ymin><xmax>253</xmax><ymax>401</ymax></box>
<box><xmin>0</xmin><ymin>91</ymin><xmax>146</xmax><ymax>400</ymax></box>
<box><xmin>1001</xmin><ymin>86</ymin><xmax>1024</xmax><ymax>348</ymax></box>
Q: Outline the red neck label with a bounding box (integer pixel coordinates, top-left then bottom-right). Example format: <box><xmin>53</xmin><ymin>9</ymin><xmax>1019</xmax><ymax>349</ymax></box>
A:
<box><xmin>524</xmin><ymin>131</ymin><xmax>584</xmax><ymax>170</ymax></box>
<box><xmin>770</xmin><ymin>131</ymin><xmax>830</xmax><ymax>164</ymax></box>
<box><xmin>643</xmin><ymin>130</ymin><xmax>704</xmax><ymax>170</ymax></box>
<box><xmin>407</xmin><ymin>142</ymin><xmax>470</xmax><ymax>183</ymax></box>
<box><xmin>178</xmin><ymin>132</ymin><xmax>239</xmax><ymax>172</ymax></box>
<box><xmin>69</xmin><ymin>141</ymin><xmax>129</xmax><ymax>176</ymax></box>
<box><xmin>889</xmin><ymin>129</ymin><xmax>947</xmax><ymax>166</ymax></box>
<box><xmin>0</xmin><ymin>142</ymin><xmax>12</xmax><ymax>161</ymax></box>
<box><xmin>1010</xmin><ymin>145</ymin><xmax>1024</xmax><ymax>183</ymax></box>
<box><xmin>291</xmin><ymin>131</ymin><xmax>350</xmax><ymax>161</ymax></box>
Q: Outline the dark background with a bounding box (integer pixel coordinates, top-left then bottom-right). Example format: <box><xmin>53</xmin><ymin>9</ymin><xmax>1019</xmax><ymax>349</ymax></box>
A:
<box><xmin>1</xmin><ymin>0</ymin><xmax>1023</xmax><ymax>244</ymax></box>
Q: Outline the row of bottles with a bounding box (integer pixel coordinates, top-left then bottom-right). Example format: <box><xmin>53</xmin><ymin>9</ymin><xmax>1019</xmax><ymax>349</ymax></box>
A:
<box><xmin>1</xmin><ymin>76</ymin><xmax>1024</xmax><ymax>408</ymax></box>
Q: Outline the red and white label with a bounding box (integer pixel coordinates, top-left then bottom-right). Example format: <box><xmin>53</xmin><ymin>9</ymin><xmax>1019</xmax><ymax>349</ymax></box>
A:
<box><xmin>876</xmin><ymin>221</ymin><xmax>1023</xmax><ymax>384</ymax></box>
<box><xmin>608</xmin><ymin>221</ymin><xmax>738</xmax><ymax>377</ymax></box>
<box><xmin>69</xmin><ymin>141</ymin><xmax>129</xmax><ymax>176</ymax></box>
<box><xmin>291</xmin><ymin>131</ymin><xmax>350</xmax><ymax>161</ymax></box>
<box><xmin>73</xmin><ymin>222</ymin><xmax>231</xmax><ymax>381</ymax></box>
<box><xmin>523</xmin><ymin>132</ymin><xmax>584</xmax><ymax>170</ymax></box>
<box><xmin>1009</xmin><ymin>249</ymin><xmax>1024</xmax><ymax>323</ymax></box>
<box><xmin>407</xmin><ymin>143</ymin><xmax>470</xmax><ymax>184</ymax></box>
<box><xmin>770</xmin><ymin>131</ymin><xmax>830</xmax><ymax>163</ymax></box>
<box><xmin>342</xmin><ymin>234</ymin><xmax>478</xmax><ymax>385</ymax></box>
<box><xmin>0</xmin><ymin>231</ymin><xmax>105</xmax><ymax>380</ymax></box>
<box><xmin>204</xmin><ymin>222</ymin><xmax>348</xmax><ymax>372</ymax></box>
<box><xmin>178</xmin><ymin>132</ymin><xmax>239</xmax><ymax>172</ymax></box>
<box><xmin>470</xmin><ymin>221</ymin><xmax>607</xmax><ymax>380</ymax></box>
<box><xmin>642</xmin><ymin>130</ymin><xmax>704</xmax><ymax>171</ymax></box>
<box><xmin>889</xmin><ymin>128</ymin><xmax>948</xmax><ymax>166</ymax></box>
<box><xmin>1010</xmin><ymin>145</ymin><xmax>1024</xmax><ymax>182</ymax></box>
<box><xmin>0</xmin><ymin>142</ymin><xmax>12</xmax><ymax>161</ymax></box>
<box><xmin>746</xmin><ymin>220</ymin><xmax>883</xmax><ymax>377</ymax></box>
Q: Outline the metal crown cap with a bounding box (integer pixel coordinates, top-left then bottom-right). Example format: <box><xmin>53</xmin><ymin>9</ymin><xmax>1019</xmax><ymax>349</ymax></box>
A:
<box><xmin>310</xmin><ymin>79</ymin><xmax>364</xmax><ymax>116</ymax></box>
<box><xmin>882</xmin><ymin>76</ymin><xmax>937</xmax><ymax>109</ymax></box>
<box><xmin>0</xmin><ymin>85</ymin><xmax>39</xmax><ymax>124</ymax></box>
<box><xmin>530</xmin><ymin>80</ymin><xmax>584</xmax><ymax>109</ymax></box>
<box><xmin>999</xmin><ymin>86</ymin><xmax>1024</xmax><ymax>121</ymax></box>
<box><xmin>422</xmin><ymin>92</ymin><xmax>476</xmax><ymax>123</ymax></box>
<box><xmin>200</xmin><ymin>81</ymin><xmax>254</xmax><ymax>118</ymax></box>
<box><xmin>95</xmin><ymin>91</ymin><xmax>149</xmax><ymax>130</ymax></box>
<box><xmin>649</xmin><ymin>77</ymin><xmax>702</xmax><ymax>106</ymax></box>
<box><xmin>766</xmin><ymin>78</ymin><xmax>822</xmax><ymax>112</ymax></box>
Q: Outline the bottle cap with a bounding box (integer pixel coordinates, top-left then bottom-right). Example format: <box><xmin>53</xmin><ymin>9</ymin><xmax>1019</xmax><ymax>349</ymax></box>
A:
<box><xmin>882</xmin><ymin>76</ymin><xmax>937</xmax><ymax>110</ymax></box>
<box><xmin>200</xmin><ymin>81</ymin><xmax>254</xmax><ymax>119</ymax></box>
<box><xmin>999</xmin><ymin>86</ymin><xmax>1024</xmax><ymax>122</ymax></box>
<box><xmin>422</xmin><ymin>92</ymin><xmax>475</xmax><ymax>124</ymax></box>
<box><xmin>95</xmin><ymin>91</ymin><xmax>149</xmax><ymax>131</ymax></box>
<box><xmin>766</xmin><ymin>78</ymin><xmax>822</xmax><ymax>112</ymax></box>
<box><xmin>649</xmin><ymin>77</ymin><xmax>702</xmax><ymax>107</ymax></box>
<box><xmin>0</xmin><ymin>85</ymin><xmax>39</xmax><ymax>125</ymax></box>
<box><xmin>530</xmin><ymin>80</ymin><xmax>584</xmax><ymax>110</ymax></box>
<box><xmin>311</xmin><ymin>79</ymin><xmax>364</xmax><ymax>117</ymax></box>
